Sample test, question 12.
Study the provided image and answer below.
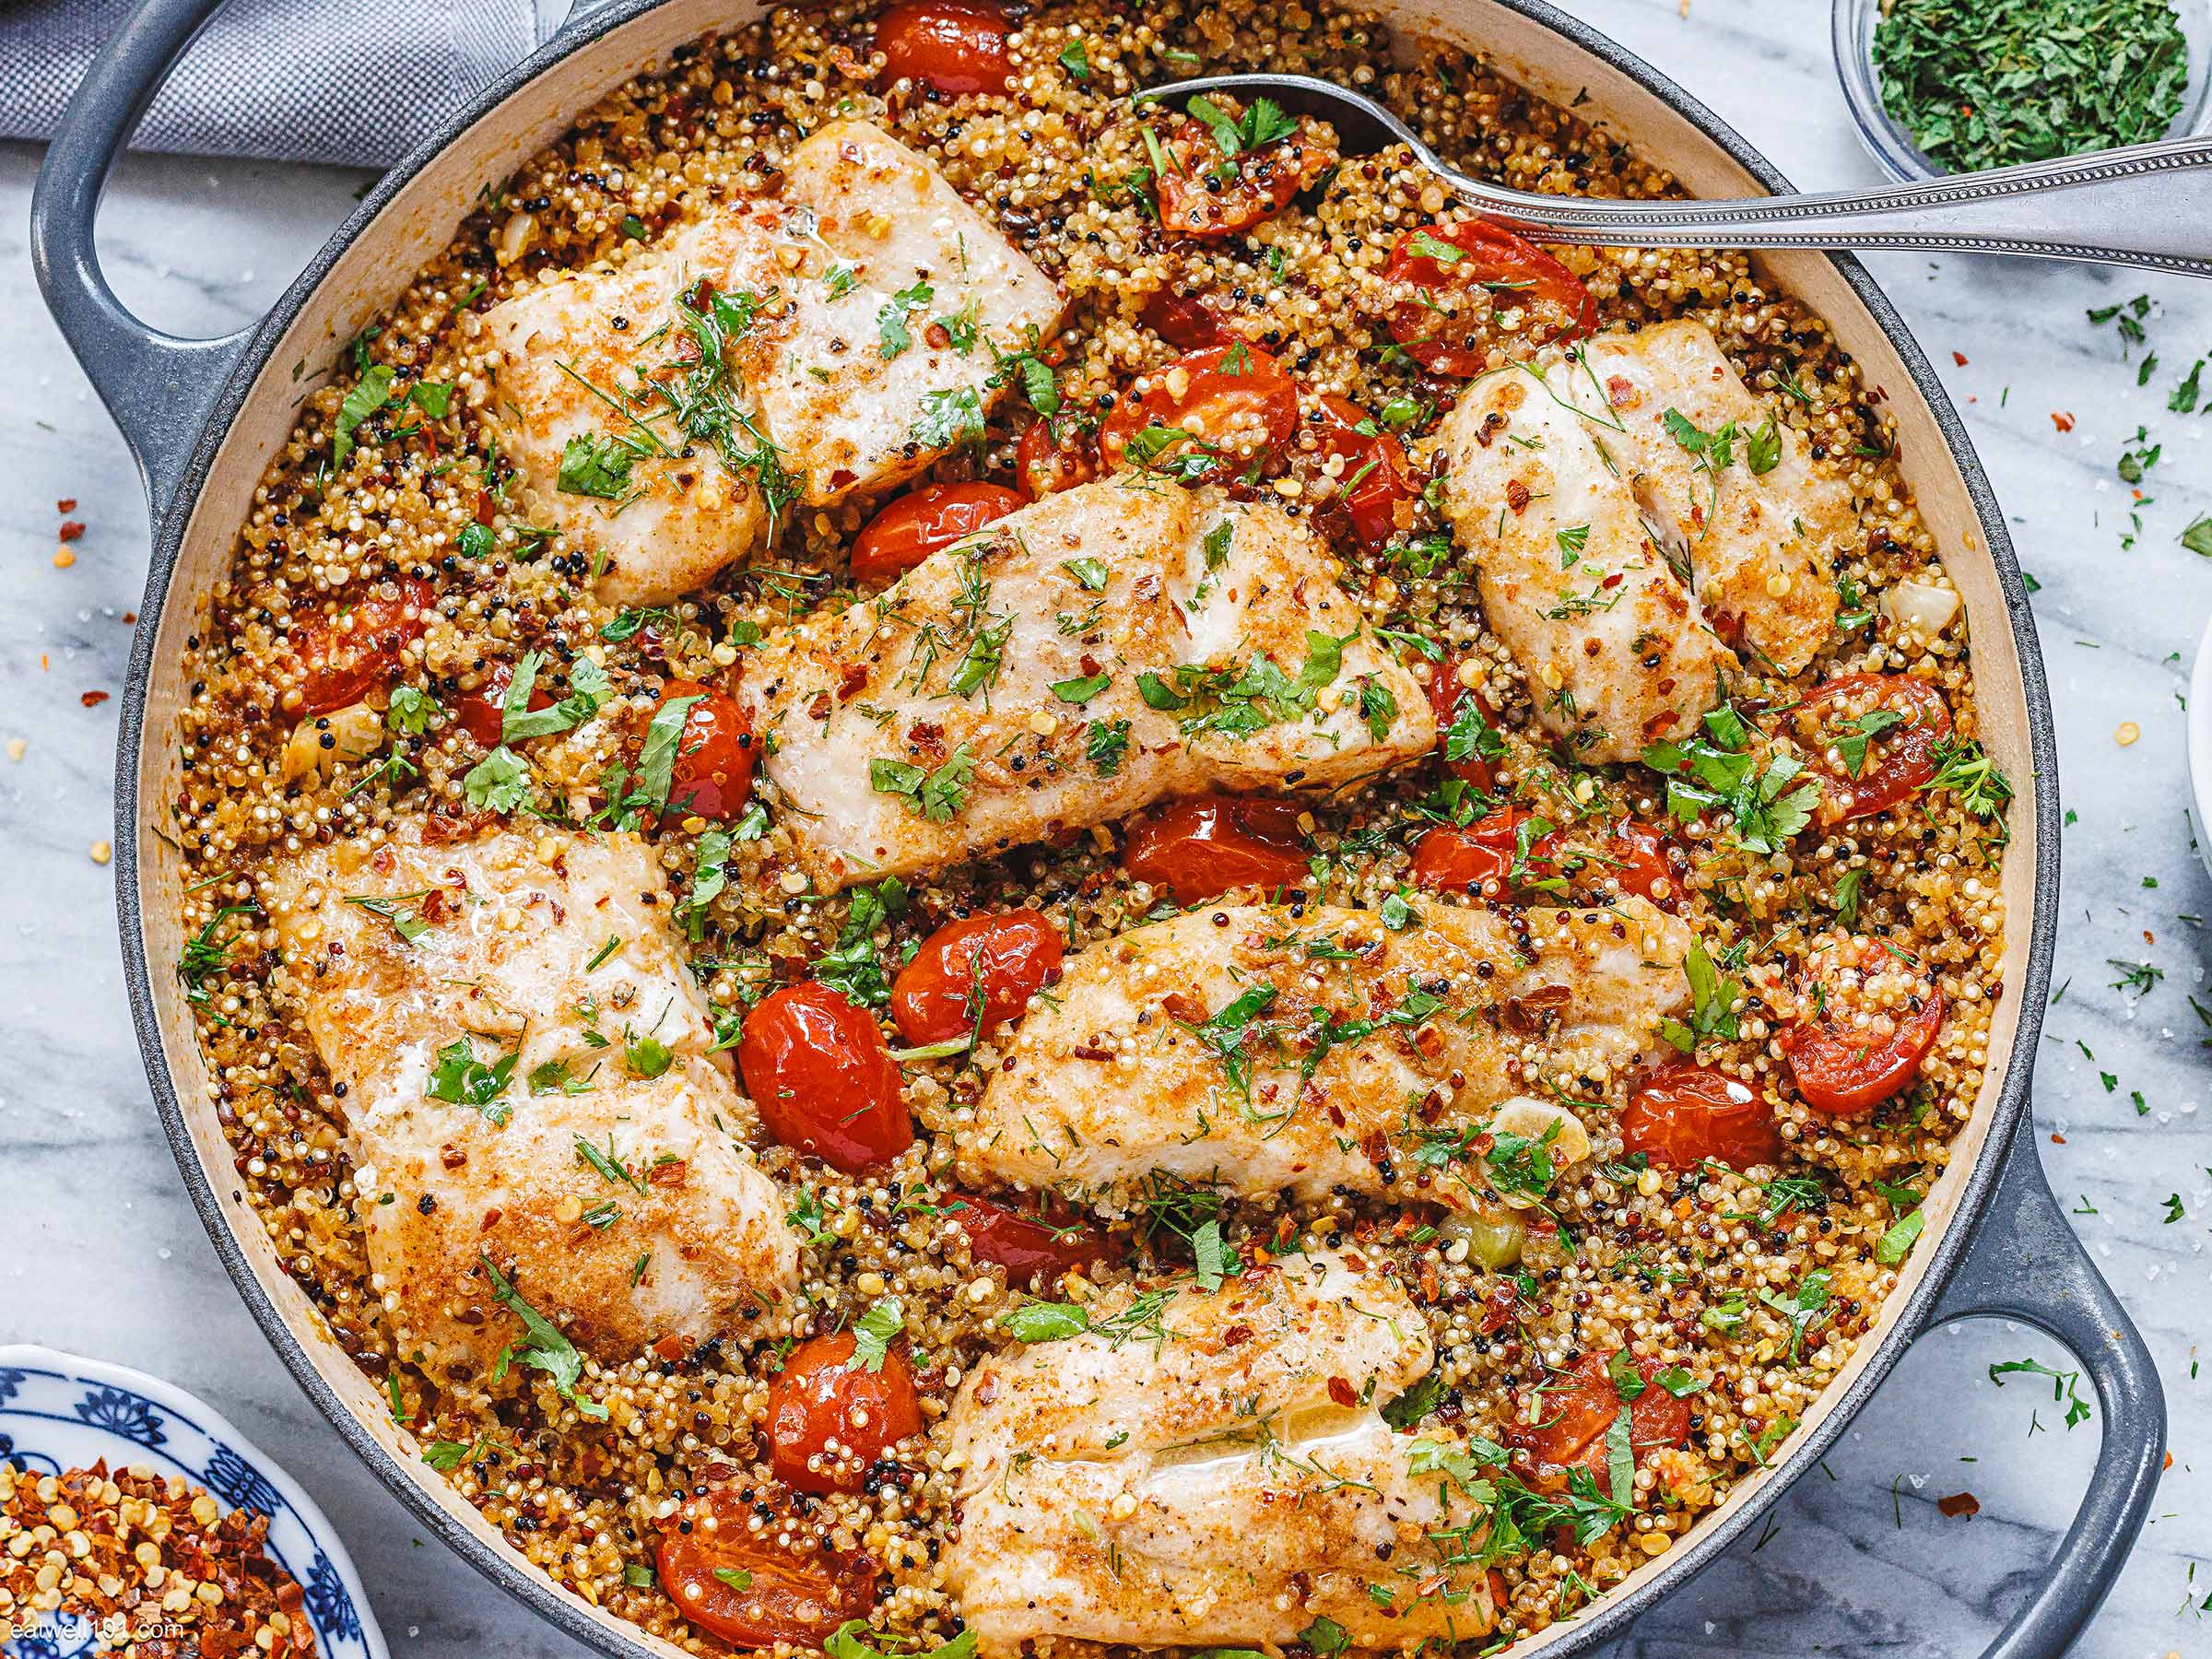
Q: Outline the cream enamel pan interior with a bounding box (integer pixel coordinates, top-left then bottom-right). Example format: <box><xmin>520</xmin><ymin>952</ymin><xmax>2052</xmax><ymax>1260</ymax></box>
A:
<box><xmin>54</xmin><ymin>0</ymin><xmax>2157</xmax><ymax>1653</ymax></box>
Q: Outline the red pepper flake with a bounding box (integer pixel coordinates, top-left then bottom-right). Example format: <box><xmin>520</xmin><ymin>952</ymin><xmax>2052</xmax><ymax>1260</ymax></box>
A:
<box><xmin>1936</xmin><ymin>1491</ymin><xmax>1981</xmax><ymax>1519</ymax></box>
<box><xmin>1951</xmin><ymin>351</ymin><xmax>1969</xmax><ymax>367</ymax></box>
<box><xmin>56</xmin><ymin>498</ymin><xmax>76</xmax><ymax>512</ymax></box>
<box><xmin>80</xmin><ymin>690</ymin><xmax>111</xmax><ymax>707</ymax></box>
<box><xmin>58</xmin><ymin>521</ymin><xmax>86</xmax><ymax>542</ymax></box>
<box><xmin>2052</xmin><ymin>411</ymin><xmax>2075</xmax><ymax>432</ymax></box>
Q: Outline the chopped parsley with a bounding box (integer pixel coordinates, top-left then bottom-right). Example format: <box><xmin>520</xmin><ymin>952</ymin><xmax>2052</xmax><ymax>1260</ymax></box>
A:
<box><xmin>482</xmin><ymin>1254</ymin><xmax>607</xmax><ymax>1419</ymax></box>
<box><xmin>427</xmin><ymin>1037</ymin><xmax>519</xmax><ymax>1124</ymax></box>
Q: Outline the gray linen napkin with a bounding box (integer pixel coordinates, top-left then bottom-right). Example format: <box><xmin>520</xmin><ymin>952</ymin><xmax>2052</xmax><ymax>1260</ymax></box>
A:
<box><xmin>0</xmin><ymin>0</ymin><xmax>549</xmax><ymax>169</ymax></box>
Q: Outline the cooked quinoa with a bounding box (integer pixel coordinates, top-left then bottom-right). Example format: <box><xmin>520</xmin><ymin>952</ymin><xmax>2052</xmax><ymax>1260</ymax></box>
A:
<box><xmin>164</xmin><ymin>0</ymin><xmax>2011</xmax><ymax>1652</ymax></box>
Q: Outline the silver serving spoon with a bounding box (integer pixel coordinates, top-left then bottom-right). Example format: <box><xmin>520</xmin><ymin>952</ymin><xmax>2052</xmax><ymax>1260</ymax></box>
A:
<box><xmin>1143</xmin><ymin>73</ymin><xmax>2212</xmax><ymax>279</ymax></box>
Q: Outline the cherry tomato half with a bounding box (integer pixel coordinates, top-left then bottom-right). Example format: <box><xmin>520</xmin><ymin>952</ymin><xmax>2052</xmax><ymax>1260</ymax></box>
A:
<box><xmin>452</xmin><ymin>659</ymin><xmax>553</xmax><ymax>748</ymax></box>
<box><xmin>657</xmin><ymin>1487</ymin><xmax>877</xmax><ymax>1647</ymax></box>
<box><xmin>739</xmin><ymin>983</ymin><xmax>912</xmax><ymax>1173</ymax></box>
<box><xmin>1124</xmin><ymin>795</ymin><xmax>1311</xmax><ymax>903</ymax></box>
<box><xmin>890</xmin><ymin>911</ymin><xmax>1065</xmax><ymax>1046</ymax></box>
<box><xmin>1621</xmin><ymin>1065</ymin><xmax>1781</xmax><ymax>1171</ymax></box>
<box><xmin>947</xmin><ymin>1192</ymin><xmax>1114</xmax><ymax>1283</ymax></box>
<box><xmin>1423</xmin><ymin>654</ymin><xmax>1498</xmax><ymax>792</ymax></box>
<box><xmin>1015</xmin><ymin>417</ymin><xmax>1100</xmax><ymax>499</ymax></box>
<box><xmin>1408</xmin><ymin>808</ymin><xmax>1524</xmax><ymax>896</ymax></box>
<box><xmin>1143</xmin><ymin>289</ymin><xmax>1230</xmax><ymax>351</ymax></box>
<box><xmin>1790</xmin><ymin>673</ymin><xmax>1954</xmax><ymax>823</ymax></box>
<box><xmin>653</xmin><ymin>679</ymin><xmax>758</xmax><ymax>820</ymax></box>
<box><xmin>1784</xmin><ymin>939</ymin><xmax>1945</xmax><ymax>1117</ymax></box>
<box><xmin>1383</xmin><ymin>221</ymin><xmax>1597</xmax><ymax>377</ymax></box>
<box><xmin>766</xmin><ymin>1331</ymin><xmax>924</xmax><ymax>1495</ymax></box>
<box><xmin>873</xmin><ymin>0</ymin><xmax>1011</xmax><ymax>94</ymax></box>
<box><xmin>852</xmin><ymin>482</ymin><xmax>1025</xmax><ymax>584</ymax></box>
<box><xmin>1507</xmin><ymin>1351</ymin><xmax>1691</xmax><ymax>1488</ymax></box>
<box><xmin>1527</xmin><ymin>818</ymin><xmax>1682</xmax><ymax>910</ymax></box>
<box><xmin>1310</xmin><ymin>394</ymin><xmax>1417</xmax><ymax>554</ymax></box>
<box><xmin>1100</xmin><ymin>345</ymin><xmax>1300</xmax><ymax>481</ymax></box>
<box><xmin>1153</xmin><ymin>112</ymin><xmax>1324</xmax><ymax>239</ymax></box>
<box><xmin>289</xmin><ymin>578</ymin><xmax>435</xmax><ymax>717</ymax></box>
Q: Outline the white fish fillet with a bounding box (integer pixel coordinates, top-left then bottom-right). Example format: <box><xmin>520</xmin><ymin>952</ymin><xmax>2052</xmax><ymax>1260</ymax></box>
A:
<box><xmin>961</xmin><ymin>897</ymin><xmax>1692</xmax><ymax>1212</ymax></box>
<box><xmin>945</xmin><ymin>1250</ymin><xmax>1497</xmax><ymax>1656</ymax></box>
<box><xmin>741</xmin><ymin>478</ymin><xmax>1434</xmax><ymax>891</ymax></box>
<box><xmin>475</xmin><ymin>118</ymin><xmax>1063</xmax><ymax>606</ymax></box>
<box><xmin>263</xmin><ymin>823</ymin><xmax>801</xmax><ymax>1377</ymax></box>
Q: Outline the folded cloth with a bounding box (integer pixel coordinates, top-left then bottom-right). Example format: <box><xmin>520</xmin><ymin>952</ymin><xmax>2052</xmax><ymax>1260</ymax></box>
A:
<box><xmin>0</xmin><ymin>0</ymin><xmax>549</xmax><ymax>169</ymax></box>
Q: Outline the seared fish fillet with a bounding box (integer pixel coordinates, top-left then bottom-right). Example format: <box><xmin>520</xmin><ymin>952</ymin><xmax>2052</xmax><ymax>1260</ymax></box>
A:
<box><xmin>960</xmin><ymin>897</ymin><xmax>1692</xmax><ymax>1212</ymax></box>
<box><xmin>1436</xmin><ymin>320</ymin><xmax>1848</xmax><ymax>758</ymax></box>
<box><xmin>741</xmin><ymin>479</ymin><xmax>1433</xmax><ymax>891</ymax></box>
<box><xmin>945</xmin><ymin>1250</ymin><xmax>1497</xmax><ymax>1656</ymax></box>
<box><xmin>264</xmin><ymin>823</ymin><xmax>801</xmax><ymax>1377</ymax></box>
<box><xmin>1435</xmin><ymin>350</ymin><xmax>1734</xmax><ymax>761</ymax></box>
<box><xmin>476</xmin><ymin>118</ymin><xmax>1062</xmax><ymax>606</ymax></box>
<box><xmin>1576</xmin><ymin>321</ymin><xmax>1847</xmax><ymax>676</ymax></box>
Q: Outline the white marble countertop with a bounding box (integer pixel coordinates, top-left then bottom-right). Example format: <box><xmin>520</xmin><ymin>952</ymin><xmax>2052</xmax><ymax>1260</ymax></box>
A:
<box><xmin>1</xmin><ymin>1</ymin><xmax>2207</xmax><ymax>1653</ymax></box>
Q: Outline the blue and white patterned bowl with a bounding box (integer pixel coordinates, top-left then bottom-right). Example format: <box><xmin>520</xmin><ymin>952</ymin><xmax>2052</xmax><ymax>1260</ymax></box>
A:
<box><xmin>0</xmin><ymin>1347</ymin><xmax>386</xmax><ymax>1659</ymax></box>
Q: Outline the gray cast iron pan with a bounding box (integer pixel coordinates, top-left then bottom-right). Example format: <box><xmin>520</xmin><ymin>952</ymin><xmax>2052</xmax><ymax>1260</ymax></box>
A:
<box><xmin>28</xmin><ymin>0</ymin><xmax>2170</xmax><ymax>1654</ymax></box>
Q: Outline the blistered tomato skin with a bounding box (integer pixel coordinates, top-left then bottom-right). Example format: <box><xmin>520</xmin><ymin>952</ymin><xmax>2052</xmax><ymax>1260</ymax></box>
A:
<box><xmin>657</xmin><ymin>1488</ymin><xmax>877</xmax><ymax>1647</ymax></box>
<box><xmin>1408</xmin><ymin>808</ymin><xmax>1524</xmax><ymax>895</ymax></box>
<box><xmin>890</xmin><ymin>911</ymin><xmax>1065</xmax><ymax>1046</ymax></box>
<box><xmin>1311</xmin><ymin>394</ymin><xmax>1416</xmax><ymax>554</ymax></box>
<box><xmin>1622</xmin><ymin>1066</ymin><xmax>1782</xmax><ymax>1171</ymax></box>
<box><xmin>739</xmin><ymin>984</ymin><xmax>912</xmax><ymax>1173</ymax></box>
<box><xmin>851</xmin><ymin>483</ymin><xmax>1025</xmax><ymax>584</ymax></box>
<box><xmin>452</xmin><ymin>660</ymin><xmax>552</xmax><ymax>747</ymax></box>
<box><xmin>1143</xmin><ymin>290</ymin><xmax>1230</xmax><ymax>350</ymax></box>
<box><xmin>1099</xmin><ymin>345</ymin><xmax>1300</xmax><ymax>479</ymax></box>
<box><xmin>1794</xmin><ymin>673</ymin><xmax>1953</xmax><ymax>822</ymax></box>
<box><xmin>1153</xmin><ymin>117</ymin><xmax>1320</xmax><ymax>238</ymax></box>
<box><xmin>1383</xmin><ymin>221</ymin><xmax>1597</xmax><ymax>377</ymax></box>
<box><xmin>1124</xmin><ymin>795</ymin><xmax>1311</xmax><ymax>903</ymax></box>
<box><xmin>652</xmin><ymin>680</ymin><xmax>758</xmax><ymax>820</ymax></box>
<box><xmin>947</xmin><ymin>1192</ymin><xmax>1113</xmax><ymax>1282</ymax></box>
<box><xmin>873</xmin><ymin>0</ymin><xmax>1012</xmax><ymax>93</ymax></box>
<box><xmin>766</xmin><ymin>1332</ymin><xmax>925</xmax><ymax>1494</ymax></box>
<box><xmin>1015</xmin><ymin>418</ymin><xmax>1100</xmax><ymax>499</ymax></box>
<box><xmin>1506</xmin><ymin>1351</ymin><xmax>1691</xmax><ymax>1488</ymax></box>
<box><xmin>290</xmin><ymin>577</ymin><xmax>435</xmax><ymax>716</ymax></box>
<box><xmin>1787</xmin><ymin>985</ymin><xmax>1945</xmax><ymax>1116</ymax></box>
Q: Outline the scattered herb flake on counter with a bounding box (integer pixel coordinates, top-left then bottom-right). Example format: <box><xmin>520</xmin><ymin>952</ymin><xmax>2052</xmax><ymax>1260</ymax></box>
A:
<box><xmin>1872</xmin><ymin>0</ymin><xmax>2190</xmax><ymax>173</ymax></box>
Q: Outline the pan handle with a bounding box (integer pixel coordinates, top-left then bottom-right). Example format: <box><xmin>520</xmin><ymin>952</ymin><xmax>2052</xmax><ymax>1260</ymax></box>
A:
<box><xmin>29</xmin><ymin>0</ymin><xmax>253</xmax><ymax>528</ymax></box>
<box><xmin>1916</xmin><ymin>1124</ymin><xmax>2166</xmax><ymax>1658</ymax></box>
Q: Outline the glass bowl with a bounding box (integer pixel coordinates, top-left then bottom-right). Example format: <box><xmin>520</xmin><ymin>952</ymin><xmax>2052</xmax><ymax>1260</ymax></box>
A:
<box><xmin>1833</xmin><ymin>0</ymin><xmax>2212</xmax><ymax>181</ymax></box>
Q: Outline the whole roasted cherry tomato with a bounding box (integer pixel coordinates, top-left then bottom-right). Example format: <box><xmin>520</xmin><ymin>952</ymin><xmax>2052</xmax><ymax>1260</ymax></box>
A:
<box><xmin>947</xmin><ymin>1192</ymin><xmax>1113</xmax><ymax>1282</ymax></box>
<box><xmin>1310</xmin><ymin>394</ymin><xmax>1416</xmax><ymax>553</ymax></box>
<box><xmin>851</xmin><ymin>482</ymin><xmax>1024</xmax><ymax>584</ymax></box>
<box><xmin>657</xmin><ymin>1487</ymin><xmax>877</xmax><ymax>1647</ymax></box>
<box><xmin>1784</xmin><ymin>938</ymin><xmax>1945</xmax><ymax>1116</ymax></box>
<box><xmin>1408</xmin><ymin>808</ymin><xmax>1524</xmax><ymax>896</ymax></box>
<box><xmin>873</xmin><ymin>0</ymin><xmax>1011</xmax><ymax>93</ymax></box>
<box><xmin>1015</xmin><ymin>417</ymin><xmax>1100</xmax><ymax>498</ymax></box>
<box><xmin>1790</xmin><ymin>673</ymin><xmax>1953</xmax><ymax>823</ymax></box>
<box><xmin>1143</xmin><ymin>289</ymin><xmax>1230</xmax><ymax>350</ymax></box>
<box><xmin>1507</xmin><ymin>1350</ymin><xmax>1691</xmax><ymax>1488</ymax></box>
<box><xmin>289</xmin><ymin>577</ymin><xmax>435</xmax><ymax>716</ymax></box>
<box><xmin>1621</xmin><ymin>1065</ymin><xmax>1782</xmax><ymax>1171</ymax></box>
<box><xmin>766</xmin><ymin>1331</ymin><xmax>924</xmax><ymax>1494</ymax></box>
<box><xmin>452</xmin><ymin>659</ymin><xmax>553</xmax><ymax>747</ymax></box>
<box><xmin>1152</xmin><ymin>109</ymin><xmax>1324</xmax><ymax>239</ymax></box>
<box><xmin>652</xmin><ymin>679</ymin><xmax>757</xmax><ymax>820</ymax></box>
<box><xmin>890</xmin><ymin>911</ymin><xmax>1065</xmax><ymax>1046</ymax></box>
<box><xmin>739</xmin><ymin>984</ymin><xmax>912</xmax><ymax>1173</ymax></box>
<box><xmin>1124</xmin><ymin>795</ymin><xmax>1310</xmax><ymax>903</ymax></box>
<box><xmin>1100</xmin><ymin>345</ymin><xmax>1300</xmax><ymax>481</ymax></box>
<box><xmin>1423</xmin><ymin>654</ymin><xmax>1498</xmax><ymax>792</ymax></box>
<box><xmin>1383</xmin><ymin>221</ymin><xmax>1597</xmax><ymax>377</ymax></box>
<box><xmin>1527</xmin><ymin>818</ymin><xmax>1682</xmax><ymax>909</ymax></box>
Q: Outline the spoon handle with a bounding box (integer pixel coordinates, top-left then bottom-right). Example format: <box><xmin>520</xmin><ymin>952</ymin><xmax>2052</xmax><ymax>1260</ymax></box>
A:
<box><xmin>1447</xmin><ymin>135</ymin><xmax>2212</xmax><ymax>277</ymax></box>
